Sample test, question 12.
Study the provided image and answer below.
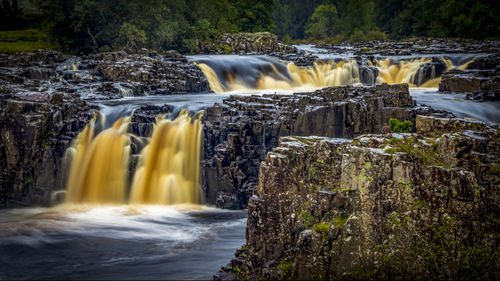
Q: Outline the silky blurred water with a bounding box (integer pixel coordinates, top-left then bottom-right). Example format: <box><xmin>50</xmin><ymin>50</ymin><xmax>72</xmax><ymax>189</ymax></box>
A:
<box><xmin>0</xmin><ymin>205</ymin><xmax>246</xmax><ymax>280</ymax></box>
<box><xmin>410</xmin><ymin>88</ymin><xmax>500</xmax><ymax>125</ymax></box>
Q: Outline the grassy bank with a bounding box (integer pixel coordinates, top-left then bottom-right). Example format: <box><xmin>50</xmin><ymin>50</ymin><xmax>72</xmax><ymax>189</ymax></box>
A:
<box><xmin>0</xmin><ymin>29</ymin><xmax>53</xmax><ymax>54</ymax></box>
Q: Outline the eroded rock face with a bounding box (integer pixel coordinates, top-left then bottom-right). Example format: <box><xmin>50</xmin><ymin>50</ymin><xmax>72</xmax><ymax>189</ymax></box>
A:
<box><xmin>202</xmin><ymin>84</ymin><xmax>449</xmax><ymax>209</ymax></box>
<box><xmin>0</xmin><ymin>88</ymin><xmax>93</xmax><ymax>207</ymax></box>
<box><xmin>316</xmin><ymin>38</ymin><xmax>500</xmax><ymax>56</ymax></box>
<box><xmin>91</xmin><ymin>50</ymin><xmax>210</xmax><ymax>95</ymax></box>
<box><xmin>439</xmin><ymin>53</ymin><xmax>500</xmax><ymax>101</ymax></box>
<box><xmin>0</xmin><ymin>49</ymin><xmax>211</xmax><ymax>101</ymax></box>
<box><xmin>216</xmin><ymin>115</ymin><xmax>499</xmax><ymax>280</ymax></box>
<box><xmin>201</xmin><ymin>32</ymin><xmax>296</xmax><ymax>54</ymax></box>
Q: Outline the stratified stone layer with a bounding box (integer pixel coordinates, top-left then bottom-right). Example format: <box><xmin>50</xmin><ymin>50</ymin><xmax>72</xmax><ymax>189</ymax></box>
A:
<box><xmin>216</xmin><ymin>115</ymin><xmax>499</xmax><ymax>280</ymax></box>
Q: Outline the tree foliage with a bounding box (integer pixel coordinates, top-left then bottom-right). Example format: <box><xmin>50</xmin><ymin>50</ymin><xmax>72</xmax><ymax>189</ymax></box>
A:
<box><xmin>274</xmin><ymin>0</ymin><xmax>499</xmax><ymax>41</ymax></box>
<box><xmin>3</xmin><ymin>0</ymin><xmax>496</xmax><ymax>54</ymax></box>
<box><xmin>305</xmin><ymin>4</ymin><xmax>337</xmax><ymax>40</ymax></box>
<box><xmin>31</xmin><ymin>0</ymin><xmax>275</xmax><ymax>53</ymax></box>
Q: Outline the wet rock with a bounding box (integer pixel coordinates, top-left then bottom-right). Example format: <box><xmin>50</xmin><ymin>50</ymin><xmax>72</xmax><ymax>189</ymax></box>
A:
<box><xmin>439</xmin><ymin>69</ymin><xmax>489</xmax><ymax>92</ymax></box>
<box><xmin>93</xmin><ymin>51</ymin><xmax>209</xmax><ymax>94</ymax></box>
<box><xmin>439</xmin><ymin>53</ymin><xmax>500</xmax><ymax>101</ymax></box>
<box><xmin>0</xmin><ymin>88</ymin><xmax>94</xmax><ymax>208</ymax></box>
<box><xmin>466</xmin><ymin>53</ymin><xmax>500</xmax><ymax>70</ymax></box>
<box><xmin>202</xmin><ymin>32</ymin><xmax>296</xmax><ymax>54</ymax></box>
<box><xmin>129</xmin><ymin>104</ymin><xmax>174</xmax><ymax>137</ymax></box>
<box><xmin>316</xmin><ymin>38</ymin><xmax>500</xmax><ymax>56</ymax></box>
<box><xmin>270</xmin><ymin>50</ymin><xmax>317</xmax><ymax>67</ymax></box>
<box><xmin>412</xmin><ymin>57</ymin><xmax>447</xmax><ymax>86</ymax></box>
<box><xmin>221</xmin><ymin>116</ymin><xmax>499</xmax><ymax>280</ymax></box>
<box><xmin>0</xmin><ymin>49</ymin><xmax>211</xmax><ymax>102</ymax></box>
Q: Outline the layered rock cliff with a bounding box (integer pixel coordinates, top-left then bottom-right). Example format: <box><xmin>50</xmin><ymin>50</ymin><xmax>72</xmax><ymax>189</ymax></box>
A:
<box><xmin>0</xmin><ymin>88</ymin><xmax>93</xmax><ymax>207</ymax></box>
<box><xmin>216</xmin><ymin>115</ymin><xmax>499</xmax><ymax>280</ymax></box>
<box><xmin>202</xmin><ymin>84</ymin><xmax>447</xmax><ymax>209</ymax></box>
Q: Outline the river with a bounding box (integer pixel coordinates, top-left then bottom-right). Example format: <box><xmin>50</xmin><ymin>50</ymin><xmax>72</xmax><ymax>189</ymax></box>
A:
<box><xmin>0</xmin><ymin>205</ymin><xmax>246</xmax><ymax>280</ymax></box>
<box><xmin>1</xmin><ymin>48</ymin><xmax>499</xmax><ymax>280</ymax></box>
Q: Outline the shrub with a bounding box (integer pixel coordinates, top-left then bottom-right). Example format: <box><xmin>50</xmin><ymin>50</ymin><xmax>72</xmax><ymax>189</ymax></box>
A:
<box><xmin>389</xmin><ymin>118</ymin><xmax>412</xmax><ymax>133</ymax></box>
<box><xmin>312</xmin><ymin>222</ymin><xmax>330</xmax><ymax>233</ymax></box>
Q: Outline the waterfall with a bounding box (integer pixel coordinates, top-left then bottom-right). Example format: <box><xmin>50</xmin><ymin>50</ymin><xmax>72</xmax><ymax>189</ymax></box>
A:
<box><xmin>195</xmin><ymin>55</ymin><xmax>476</xmax><ymax>93</ymax></box>
<box><xmin>65</xmin><ymin>115</ymin><xmax>131</xmax><ymax>204</ymax></box>
<box><xmin>130</xmin><ymin>110</ymin><xmax>204</xmax><ymax>205</ymax></box>
<box><xmin>65</xmin><ymin>109</ymin><xmax>204</xmax><ymax>205</ymax></box>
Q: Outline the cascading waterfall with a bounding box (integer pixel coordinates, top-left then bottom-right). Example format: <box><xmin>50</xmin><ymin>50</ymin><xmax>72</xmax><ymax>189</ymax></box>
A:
<box><xmin>130</xmin><ymin>110</ymin><xmax>204</xmax><ymax>205</ymax></box>
<box><xmin>195</xmin><ymin>56</ymin><xmax>475</xmax><ymax>93</ymax></box>
<box><xmin>65</xmin><ymin>114</ymin><xmax>131</xmax><ymax>204</ymax></box>
<box><xmin>65</xmin><ymin>109</ymin><xmax>204</xmax><ymax>205</ymax></box>
<box><xmin>197</xmin><ymin>60</ymin><xmax>363</xmax><ymax>92</ymax></box>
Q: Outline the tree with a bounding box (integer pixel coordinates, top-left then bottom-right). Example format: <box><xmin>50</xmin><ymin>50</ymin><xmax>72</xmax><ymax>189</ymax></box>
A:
<box><xmin>231</xmin><ymin>0</ymin><xmax>275</xmax><ymax>32</ymax></box>
<box><xmin>305</xmin><ymin>4</ymin><xmax>338</xmax><ymax>40</ymax></box>
<box><xmin>344</xmin><ymin>0</ymin><xmax>375</xmax><ymax>35</ymax></box>
<box><xmin>116</xmin><ymin>23</ymin><xmax>147</xmax><ymax>51</ymax></box>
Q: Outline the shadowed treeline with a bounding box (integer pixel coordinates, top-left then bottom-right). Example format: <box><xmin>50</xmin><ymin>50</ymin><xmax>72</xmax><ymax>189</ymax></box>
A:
<box><xmin>0</xmin><ymin>0</ymin><xmax>499</xmax><ymax>54</ymax></box>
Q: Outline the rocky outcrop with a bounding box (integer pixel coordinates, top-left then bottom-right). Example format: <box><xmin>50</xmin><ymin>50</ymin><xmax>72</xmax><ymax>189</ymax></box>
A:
<box><xmin>201</xmin><ymin>32</ymin><xmax>296</xmax><ymax>54</ymax></box>
<box><xmin>316</xmin><ymin>38</ymin><xmax>500</xmax><ymax>56</ymax></box>
<box><xmin>0</xmin><ymin>88</ymin><xmax>93</xmax><ymax>207</ymax></box>
<box><xmin>0</xmin><ymin>49</ymin><xmax>211</xmax><ymax>207</ymax></box>
<box><xmin>216</xmin><ymin>115</ymin><xmax>499</xmax><ymax>280</ymax></box>
<box><xmin>439</xmin><ymin>53</ymin><xmax>500</xmax><ymax>101</ymax></box>
<box><xmin>412</xmin><ymin>57</ymin><xmax>447</xmax><ymax>86</ymax></box>
<box><xmin>90</xmin><ymin>50</ymin><xmax>210</xmax><ymax>95</ymax></box>
<box><xmin>0</xmin><ymin>49</ymin><xmax>211</xmax><ymax>101</ymax></box>
<box><xmin>438</xmin><ymin>69</ymin><xmax>490</xmax><ymax>92</ymax></box>
<box><xmin>202</xmin><ymin>84</ymin><xmax>450</xmax><ymax>209</ymax></box>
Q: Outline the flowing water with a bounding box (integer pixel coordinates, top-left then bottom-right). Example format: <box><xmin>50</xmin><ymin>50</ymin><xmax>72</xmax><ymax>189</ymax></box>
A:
<box><xmin>1</xmin><ymin>47</ymin><xmax>499</xmax><ymax>280</ymax></box>
<box><xmin>190</xmin><ymin>53</ymin><xmax>479</xmax><ymax>92</ymax></box>
<box><xmin>130</xmin><ymin>110</ymin><xmax>204</xmax><ymax>205</ymax></box>
<box><xmin>0</xmin><ymin>205</ymin><xmax>246</xmax><ymax>280</ymax></box>
<box><xmin>410</xmin><ymin>88</ymin><xmax>500</xmax><ymax>125</ymax></box>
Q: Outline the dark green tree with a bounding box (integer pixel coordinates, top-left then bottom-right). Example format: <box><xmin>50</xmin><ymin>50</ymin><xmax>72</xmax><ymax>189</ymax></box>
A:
<box><xmin>0</xmin><ymin>0</ymin><xmax>20</xmax><ymax>29</ymax></box>
<box><xmin>231</xmin><ymin>0</ymin><xmax>275</xmax><ymax>32</ymax></box>
<box><xmin>305</xmin><ymin>4</ymin><xmax>338</xmax><ymax>40</ymax></box>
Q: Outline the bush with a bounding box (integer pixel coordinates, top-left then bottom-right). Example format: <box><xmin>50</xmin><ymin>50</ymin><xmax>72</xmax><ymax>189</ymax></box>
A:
<box><xmin>389</xmin><ymin>118</ymin><xmax>412</xmax><ymax>133</ymax></box>
<box><xmin>116</xmin><ymin>23</ymin><xmax>147</xmax><ymax>51</ymax></box>
<box><xmin>349</xmin><ymin>28</ymin><xmax>367</xmax><ymax>42</ymax></box>
<box><xmin>365</xmin><ymin>28</ymin><xmax>388</xmax><ymax>41</ymax></box>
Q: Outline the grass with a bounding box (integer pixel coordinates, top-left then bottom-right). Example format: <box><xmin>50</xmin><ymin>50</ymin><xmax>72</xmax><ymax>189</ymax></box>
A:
<box><xmin>0</xmin><ymin>29</ymin><xmax>53</xmax><ymax>54</ymax></box>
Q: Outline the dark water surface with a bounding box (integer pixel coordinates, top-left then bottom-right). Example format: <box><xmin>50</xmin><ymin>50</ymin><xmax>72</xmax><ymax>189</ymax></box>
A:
<box><xmin>0</xmin><ymin>205</ymin><xmax>246</xmax><ymax>280</ymax></box>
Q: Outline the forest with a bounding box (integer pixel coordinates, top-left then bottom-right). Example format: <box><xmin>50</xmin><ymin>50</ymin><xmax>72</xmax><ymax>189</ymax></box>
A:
<box><xmin>1</xmin><ymin>0</ymin><xmax>499</xmax><ymax>53</ymax></box>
